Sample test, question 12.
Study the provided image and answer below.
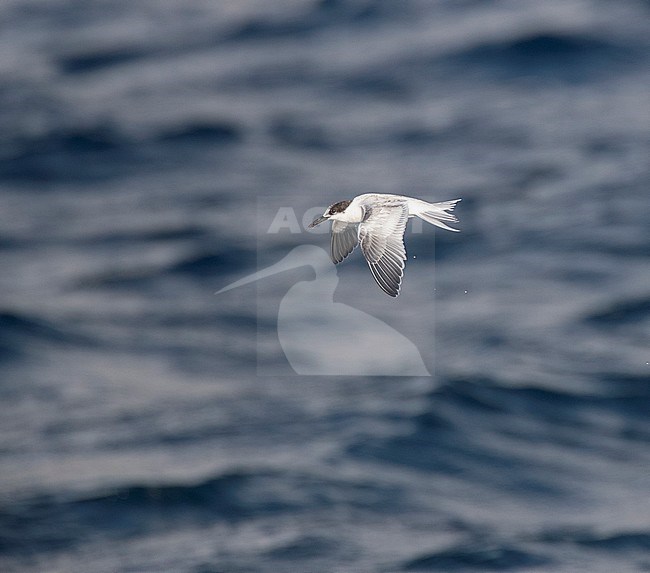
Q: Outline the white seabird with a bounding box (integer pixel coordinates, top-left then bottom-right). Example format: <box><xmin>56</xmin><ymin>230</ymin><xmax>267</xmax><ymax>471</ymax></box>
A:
<box><xmin>309</xmin><ymin>193</ymin><xmax>461</xmax><ymax>297</ymax></box>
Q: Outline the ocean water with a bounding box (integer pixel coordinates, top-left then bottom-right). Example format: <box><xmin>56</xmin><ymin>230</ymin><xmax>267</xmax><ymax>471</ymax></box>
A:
<box><xmin>1</xmin><ymin>1</ymin><xmax>649</xmax><ymax>571</ymax></box>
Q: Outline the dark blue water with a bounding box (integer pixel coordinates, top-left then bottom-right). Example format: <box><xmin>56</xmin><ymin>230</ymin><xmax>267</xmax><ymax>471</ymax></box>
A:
<box><xmin>1</xmin><ymin>1</ymin><xmax>649</xmax><ymax>571</ymax></box>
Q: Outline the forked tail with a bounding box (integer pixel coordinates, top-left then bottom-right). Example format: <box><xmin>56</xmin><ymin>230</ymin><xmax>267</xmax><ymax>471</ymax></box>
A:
<box><xmin>411</xmin><ymin>198</ymin><xmax>461</xmax><ymax>232</ymax></box>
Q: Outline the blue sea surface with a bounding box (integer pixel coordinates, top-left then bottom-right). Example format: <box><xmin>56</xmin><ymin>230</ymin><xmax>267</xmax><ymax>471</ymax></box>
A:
<box><xmin>1</xmin><ymin>1</ymin><xmax>649</xmax><ymax>571</ymax></box>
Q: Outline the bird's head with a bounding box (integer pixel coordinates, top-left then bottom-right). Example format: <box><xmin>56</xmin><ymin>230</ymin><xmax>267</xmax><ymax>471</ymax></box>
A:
<box><xmin>308</xmin><ymin>200</ymin><xmax>351</xmax><ymax>228</ymax></box>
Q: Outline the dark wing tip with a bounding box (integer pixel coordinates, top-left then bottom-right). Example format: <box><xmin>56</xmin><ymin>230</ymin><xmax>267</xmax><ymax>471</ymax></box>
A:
<box><xmin>330</xmin><ymin>222</ymin><xmax>359</xmax><ymax>264</ymax></box>
<box><xmin>367</xmin><ymin>261</ymin><xmax>403</xmax><ymax>297</ymax></box>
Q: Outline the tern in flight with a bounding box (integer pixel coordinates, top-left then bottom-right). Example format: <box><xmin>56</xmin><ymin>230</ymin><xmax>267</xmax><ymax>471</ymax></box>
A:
<box><xmin>309</xmin><ymin>194</ymin><xmax>461</xmax><ymax>297</ymax></box>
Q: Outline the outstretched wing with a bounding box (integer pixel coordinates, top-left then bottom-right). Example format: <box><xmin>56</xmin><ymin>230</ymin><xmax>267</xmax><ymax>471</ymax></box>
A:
<box><xmin>358</xmin><ymin>202</ymin><xmax>408</xmax><ymax>297</ymax></box>
<box><xmin>330</xmin><ymin>220</ymin><xmax>359</xmax><ymax>264</ymax></box>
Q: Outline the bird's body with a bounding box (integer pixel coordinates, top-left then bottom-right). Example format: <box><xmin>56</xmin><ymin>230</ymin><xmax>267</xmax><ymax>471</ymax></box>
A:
<box><xmin>309</xmin><ymin>193</ymin><xmax>461</xmax><ymax>297</ymax></box>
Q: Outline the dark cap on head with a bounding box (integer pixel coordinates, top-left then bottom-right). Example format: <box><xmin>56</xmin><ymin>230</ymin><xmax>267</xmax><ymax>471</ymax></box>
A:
<box><xmin>328</xmin><ymin>200</ymin><xmax>351</xmax><ymax>215</ymax></box>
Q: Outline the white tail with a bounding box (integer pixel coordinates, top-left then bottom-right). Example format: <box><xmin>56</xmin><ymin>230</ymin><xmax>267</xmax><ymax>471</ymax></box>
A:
<box><xmin>409</xmin><ymin>198</ymin><xmax>461</xmax><ymax>232</ymax></box>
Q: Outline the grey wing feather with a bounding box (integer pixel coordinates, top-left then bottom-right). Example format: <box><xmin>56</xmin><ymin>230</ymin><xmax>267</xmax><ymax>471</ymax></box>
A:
<box><xmin>330</xmin><ymin>220</ymin><xmax>359</xmax><ymax>264</ymax></box>
<box><xmin>358</xmin><ymin>202</ymin><xmax>408</xmax><ymax>297</ymax></box>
